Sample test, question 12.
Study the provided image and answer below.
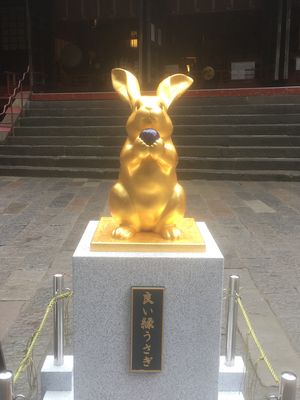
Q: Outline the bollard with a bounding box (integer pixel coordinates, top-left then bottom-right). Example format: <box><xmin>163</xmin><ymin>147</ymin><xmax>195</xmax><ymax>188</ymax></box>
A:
<box><xmin>225</xmin><ymin>275</ymin><xmax>240</xmax><ymax>367</ymax></box>
<box><xmin>0</xmin><ymin>370</ymin><xmax>25</xmax><ymax>400</ymax></box>
<box><xmin>279</xmin><ymin>372</ymin><xmax>297</xmax><ymax>400</ymax></box>
<box><xmin>0</xmin><ymin>370</ymin><xmax>13</xmax><ymax>400</ymax></box>
<box><xmin>53</xmin><ymin>274</ymin><xmax>64</xmax><ymax>366</ymax></box>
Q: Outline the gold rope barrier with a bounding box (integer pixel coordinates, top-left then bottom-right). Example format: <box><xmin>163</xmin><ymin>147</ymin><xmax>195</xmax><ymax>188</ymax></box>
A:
<box><xmin>13</xmin><ymin>287</ymin><xmax>280</xmax><ymax>388</ymax></box>
<box><xmin>13</xmin><ymin>290</ymin><xmax>73</xmax><ymax>384</ymax></box>
<box><xmin>236</xmin><ymin>295</ymin><xmax>280</xmax><ymax>385</ymax></box>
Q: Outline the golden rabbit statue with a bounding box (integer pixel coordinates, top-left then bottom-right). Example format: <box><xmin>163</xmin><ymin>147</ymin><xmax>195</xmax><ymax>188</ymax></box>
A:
<box><xmin>109</xmin><ymin>68</ymin><xmax>193</xmax><ymax>240</ymax></box>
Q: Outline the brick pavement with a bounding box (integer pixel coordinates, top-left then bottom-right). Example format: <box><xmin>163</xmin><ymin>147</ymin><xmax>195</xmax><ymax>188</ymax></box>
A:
<box><xmin>0</xmin><ymin>177</ymin><xmax>299</xmax><ymax>397</ymax></box>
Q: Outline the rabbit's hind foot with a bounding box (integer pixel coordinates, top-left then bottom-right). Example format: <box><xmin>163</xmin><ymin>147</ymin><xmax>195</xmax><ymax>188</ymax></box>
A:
<box><xmin>112</xmin><ymin>225</ymin><xmax>136</xmax><ymax>240</ymax></box>
<box><xmin>160</xmin><ymin>225</ymin><xmax>183</xmax><ymax>240</ymax></box>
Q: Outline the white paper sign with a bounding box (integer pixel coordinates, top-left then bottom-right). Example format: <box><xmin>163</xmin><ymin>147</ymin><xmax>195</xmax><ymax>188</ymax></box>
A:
<box><xmin>231</xmin><ymin>61</ymin><xmax>255</xmax><ymax>80</ymax></box>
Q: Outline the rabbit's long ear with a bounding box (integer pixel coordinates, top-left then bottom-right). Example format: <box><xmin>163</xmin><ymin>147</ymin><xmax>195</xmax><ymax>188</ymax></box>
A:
<box><xmin>157</xmin><ymin>74</ymin><xmax>193</xmax><ymax>109</ymax></box>
<box><xmin>111</xmin><ymin>68</ymin><xmax>141</xmax><ymax>108</ymax></box>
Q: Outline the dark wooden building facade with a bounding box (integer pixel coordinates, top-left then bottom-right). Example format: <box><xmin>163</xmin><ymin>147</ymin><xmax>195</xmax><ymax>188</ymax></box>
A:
<box><xmin>1</xmin><ymin>0</ymin><xmax>300</xmax><ymax>91</ymax></box>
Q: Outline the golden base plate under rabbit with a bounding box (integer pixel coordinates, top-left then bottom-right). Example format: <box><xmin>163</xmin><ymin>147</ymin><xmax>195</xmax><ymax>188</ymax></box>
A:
<box><xmin>90</xmin><ymin>217</ymin><xmax>205</xmax><ymax>253</ymax></box>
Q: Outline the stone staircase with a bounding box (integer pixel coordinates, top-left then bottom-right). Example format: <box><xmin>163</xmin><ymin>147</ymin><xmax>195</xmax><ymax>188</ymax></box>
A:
<box><xmin>1</xmin><ymin>94</ymin><xmax>300</xmax><ymax>180</ymax></box>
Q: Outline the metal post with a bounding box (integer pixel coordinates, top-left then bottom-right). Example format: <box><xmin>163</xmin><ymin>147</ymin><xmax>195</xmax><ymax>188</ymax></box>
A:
<box><xmin>279</xmin><ymin>372</ymin><xmax>297</xmax><ymax>400</ymax></box>
<box><xmin>0</xmin><ymin>371</ymin><xmax>13</xmax><ymax>400</ymax></box>
<box><xmin>53</xmin><ymin>274</ymin><xmax>64</xmax><ymax>366</ymax></box>
<box><xmin>225</xmin><ymin>275</ymin><xmax>240</xmax><ymax>367</ymax></box>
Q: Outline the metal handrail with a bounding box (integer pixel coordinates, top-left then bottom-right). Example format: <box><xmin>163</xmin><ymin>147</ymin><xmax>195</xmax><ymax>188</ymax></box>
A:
<box><xmin>0</xmin><ymin>65</ymin><xmax>30</xmax><ymax>133</ymax></box>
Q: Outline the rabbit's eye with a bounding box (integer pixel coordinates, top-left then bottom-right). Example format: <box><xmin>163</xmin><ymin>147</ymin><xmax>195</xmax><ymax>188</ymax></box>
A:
<box><xmin>135</xmin><ymin>101</ymin><xmax>141</xmax><ymax>110</ymax></box>
<box><xmin>159</xmin><ymin>102</ymin><xmax>165</xmax><ymax>110</ymax></box>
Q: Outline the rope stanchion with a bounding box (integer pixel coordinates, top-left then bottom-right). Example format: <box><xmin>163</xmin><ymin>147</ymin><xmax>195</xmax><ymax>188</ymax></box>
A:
<box><xmin>53</xmin><ymin>274</ymin><xmax>64</xmax><ymax>366</ymax></box>
<box><xmin>13</xmin><ymin>290</ymin><xmax>73</xmax><ymax>385</ymax></box>
<box><xmin>236</xmin><ymin>295</ymin><xmax>280</xmax><ymax>385</ymax></box>
<box><xmin>225</xmin><ymin>275</ymin><xmax>240</xmax><ymax>366</ymax></box>
<box><xmin>279</xmin><ymin>372</ymin><xmax>297</xmax><ymax>400</ymax></box>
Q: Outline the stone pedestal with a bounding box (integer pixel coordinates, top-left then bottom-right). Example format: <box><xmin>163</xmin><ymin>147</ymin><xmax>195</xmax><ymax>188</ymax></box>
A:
<box><xmin>219</xmin><ymin>356</ymin><xmax>246</xmax><ymax>392</ymax></box>
<box><xmin>41</xmin><ymin>355</ymin><xmax>73</xmax><ymax>396</ymax></box>
<box><xmin>73</xmin><ymin>221</ymin><xmax>224</xmax><ymax>400</ymax></box>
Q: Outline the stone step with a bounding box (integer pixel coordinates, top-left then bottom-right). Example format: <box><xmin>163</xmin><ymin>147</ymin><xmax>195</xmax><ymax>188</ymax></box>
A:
<box><xmin>18</xmin><ymin>114</ymin><xmax>300</xmax><ymax>126</ymax></box>
<box><xmin>28</xmin><ymin>99</ymin><xmax>124</xmax><ymax>109</ymax></box>
<box><xmin>0</xmin><ymin>154</ymin><xmax>300</xmax><ymax>170</ymax></box>
<box><xmin>28</xmin><ymin>94</ymin><xmax>300</xmax><ymax>108</ymax></box>
<box><xmin>3</xmin><ymin>94</ymin><xmax>300</xmax><ymax>181</ymax></box>
<box><xmin>179</xmin><ymin>168</ymin><xmax>300</xmax><ymax>180</ymax></box>
<box><xmin>181</xmin><ymin>94</ymin><xmax>300</xmax><ymax>105</ymax></box>
<box><xmin>0</xmin><ymin>165</ymin><xmax>117</xmax><ymax>178</ymax></box>
<box><xmin>180</xmin><ymin>157</ymin><xmax>300</xmax><ymax>170</ymax></box>
<box><xmin>8</xmin><ymin>135</ymin><xmax>300</xmax><ymax>147</ymax></box>
<box><xmin>13</xmin><ymin>124</ymin><xmax>300</xmax><ymax>136</ymax></box>
<box><xmin>8</xmin><ymin>135</ymin><xmax>124</xmax><ymax>146</ymax></box>
<box><xmin>26</xmin><ymin>107</ymin><xmax>129</xmax><ymax>117</ymax></box>
<box><xmin>0</xmin><ymin>165</ymin><xmax>299</xmax><ymax>181</ymax></box>
<box><xmin>1</xmin><ymin>144</ymin><xmax>300</xmax><ymax>158</ymax></box>
<box><xmin>14</xmin><ymin>126</ymin><xmax>126</xmax><ymax>136</ymax></box>
<box><xmin>25</xmin><ymin>103</ymin><xmax>300</xmax><ymax>117</ymax></box>
<box><xmin>184</xmin><ymin>94</ymin><xmax>300</xmax><ymax>105</ymax></box>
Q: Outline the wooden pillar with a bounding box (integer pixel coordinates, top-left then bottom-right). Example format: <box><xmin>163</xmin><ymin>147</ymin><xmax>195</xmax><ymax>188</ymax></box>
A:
<box><xmin>274</xmin><ymin>0</ymin><xmax>283</xmax><ymax>80</ymax></box>
<box><xmin>25</xmin><ymin>0</ymin><xmax>34</xmax><ymax>89</ymax></box>
<box><xmin>274</xmin><ymin>0</ymin><xmax>292</xmax><ymax>82</ymax></box>
<box><xmin>283</xmin><ymin>0</ymin><xmax>292</xmax><ymax>80</ymax></box>
<box><xmin>138</xmin><ymin>0</ymin><xmax>151</xmax><ymax>87</ymax></box>
<box><xmin>138</xmin><ymin>0</ymin><xmax>144</xmax><ymax>83</ymax></box>
<box><xmin>145</xmin><ymin>0</ymin><xmax>151</xmax><ymax>85</ymax></box>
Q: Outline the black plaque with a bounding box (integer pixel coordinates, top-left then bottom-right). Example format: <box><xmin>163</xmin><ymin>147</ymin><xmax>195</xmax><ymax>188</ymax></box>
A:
<box><xmin>131</xmin><ymin>287</ymin><xmax>164</xmax><ymax>372</ymax></box>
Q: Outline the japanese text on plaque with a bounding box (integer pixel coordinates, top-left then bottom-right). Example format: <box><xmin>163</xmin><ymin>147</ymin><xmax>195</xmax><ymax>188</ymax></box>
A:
<box><xmin>131</xmin><ymin>287</ymin><xmax>164</xmax><ymax>372</ymax></box>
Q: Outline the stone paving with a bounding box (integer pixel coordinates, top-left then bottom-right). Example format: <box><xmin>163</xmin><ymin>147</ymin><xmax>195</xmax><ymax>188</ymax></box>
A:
<box><xmin>0</xmin><ymin>176</ymin><xmax>300</xmax><ymax>397</ymax></box>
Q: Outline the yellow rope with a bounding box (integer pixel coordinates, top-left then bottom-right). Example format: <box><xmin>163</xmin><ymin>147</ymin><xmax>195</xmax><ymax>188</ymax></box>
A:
<box><xmin>13</xmin><ymin>287</ymin><xmax>280</xmax><ymax>388</ymax></box>
<box><xmin>13</xmin><ymin>290</ymin><xmax>73</xmax><ymax>384</ymax></box>
<box><xmin>237</xmin><ymin>296</ymin><xmax>280</xmax><ymax>385</ymax></box>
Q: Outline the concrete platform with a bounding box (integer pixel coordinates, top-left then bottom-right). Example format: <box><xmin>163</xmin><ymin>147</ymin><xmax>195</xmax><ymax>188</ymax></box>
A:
<box><xmin>43</xmin><ymin>389</ymin><xmax>245</xmax><ymax>400</ymax></box>
<box><xmin>73</xmin><ymin>220</ymin><xmax>224</xmax><ymax>400</ymax></box>
<box><xmin>219</xmin><ymin>356</ymin><xmax>245</xmax><ymax>392</ymax></box>
<box><xmin>41</xmin><ymin>355</ymin><xmax>73</xmax><ymax>396</ymax></box>
<box><xmin>0</xmin><ymin>178</ymin><xmax>299</xmax><ymax>399</ymax></box>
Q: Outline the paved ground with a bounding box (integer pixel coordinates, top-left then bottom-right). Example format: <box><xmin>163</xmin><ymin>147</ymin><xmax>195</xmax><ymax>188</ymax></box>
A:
<box><xmin>0</xmin><ymin>176</ymin><xmax>299</xmax><ymax>398</ymax></box>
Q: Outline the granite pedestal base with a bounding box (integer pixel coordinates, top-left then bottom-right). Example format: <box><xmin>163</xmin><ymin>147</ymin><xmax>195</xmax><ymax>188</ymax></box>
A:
<box><xmin>41</xmin><ymin>355</ymin><xmax>73</xmax><ymax>396</ymax></box>
<box><xmin>73</xmin><ymin>221</ymin><xmax>224</xmax><ymax>400</ymax></box>
<box><xmin>219</xmin><ymin>356</ymin><xmax>246</xmax><ymax>392</ymax></box>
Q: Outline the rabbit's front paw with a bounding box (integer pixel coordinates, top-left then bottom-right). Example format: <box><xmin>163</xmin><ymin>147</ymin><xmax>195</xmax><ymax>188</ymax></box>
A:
<box><xmin>150</xmin><ymin>138</ymin><xmax>164</xmax><ymax>159</ymax></box>
<box><xmin>112</xmin><ymin>225</ymin><xmax>136</xmax><ymax>239</ymax></box>
<box><xmin>160</xmin><ymin>225</ymin><xmax>182</xmax><ymax>240</ymax></box>
<box><xmin>134</xmin><ymin>137</ymin><xmax>150</xmax><ymax>158</ymax></box>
